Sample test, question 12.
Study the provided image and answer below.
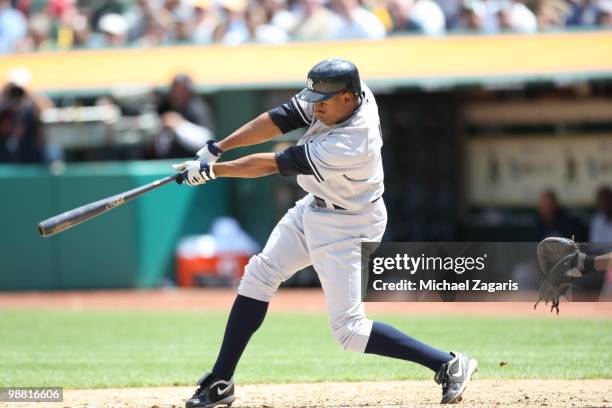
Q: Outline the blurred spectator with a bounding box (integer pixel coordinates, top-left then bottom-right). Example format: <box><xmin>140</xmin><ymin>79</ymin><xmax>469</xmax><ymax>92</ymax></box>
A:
<box><xmin>218</xmin><ymin>0</ymin><xmax>289</xmax><ymax>45</ymax></box>
<box><xmin>388</xmin><ymin>0</ymin><xmax>448</xmax><ymax>34</ymax></box>
<box><xmin>598</xmin><ymin>0</ymin><xmax>612</xmax><ymax>25</ymax></box>
<box><xmin>163</xmin><ymin>0</ymin><xmax>198</xmax><ymax>43</ymax></box>
<box><xmin>191</xmin><ymin>0</ymin><xmax>222</xmax><ymax>44</ymax></box>
<box><xmin>126</xmin><ymin>0</ymin><xmax>161</xmax><ymax>43</ymax></box>
<box><xmin>498</xmin><ymin>0</ymin><xmax>538</xmax><ymax>32</ymax></box>
<box><xmin>0</xmin><ymin>68</ymin><xmax>44</xmax><ymax>163</ymax></box>
<box><xmin>534</xmin><ymin>190</ymin><xmax>584</xmax><ymax>241</ymax></box>
<box><xmin>217</xmin><ymin>0</ymin><xmax>250</xmax><ymax>45</ymax></box>
<box><xmin>174</xmin><ymin>12</ymin><xmax>194</xmax><ymax>43</ymax></box>
<box><xmin>458</xmin><ymin>0</ymin><xmax>487</xmax><ymax>30</ymax></box>
<box><xmin>590</xmin><ymin>186</ymin><xmax>612</xmax><ymax>299</ymax></box>
<box><xmin>536</xmin><ymin>0</ymin><xmax>571</xmax><ymax>30</ymax></box>
<box><xmin>364</xmin><ymin>0</ymin><xmax>394</xmax><ymax>32</ymax></box>
<box><xmin>14</xmin><ymin>0</ymin><xmax>38</xmax><ymax>16</ymax></box>
<box><xmin>436</xmin><ymin>0</ymin><xmax>463</xmax><ymax>28</ymax></box>
<box><xmin>263</xmin><ymin>0</ymin><xmax>299</xmax><ymax>33</ymax></box>
<box><xmin>152</xmin><ymin>74</ymin><xmax>215</xmax><ymax>158</ymax></box>
<box><xmin>90</xmin><ymin>0</ymin><xmax>127</xmax><ymax>31</ymax></box>
<box><xmin>444</xmin><ymin>0</ymin><xmax>502</xmax><ymax>31</ymax></box>
<box><xmin>291</xmin><ymin>0</ymin><xmax>343</xmax><ymax>41</ymax></box>
<box><xmin>18</xmin><ymin>12</ymin><xmax>53</xmax><ymax>51</ymax></box>
<box><xmin>590</xmin><ymin>187</ymin><xmax>612</xmax><ymax>243</ymax></box>
<box><xmin>0</xmin><ymin>0</ymin><xmax>27</xmax><ymax>53</ymax></box>
<box><xmin>50</xmin><ymin>0</ymin><xmax>80</xmax><ymax>50</ymax></box>
<box><xmin>96</xmin><ymin>13</ymin><xmax>130</xmax><ymax>47</ymax></box>
<box><xmin>47</xmin><ymin>0</ymin><xmax>77</xmax><ymax>20</ymax></box>
<box><xmin>244</xmin><ymin>2</ymin><xmax>290</xmax><ymax>44</ymax></box>
<box><xmin>70</xmin><ymin>11</ymin><xmax>93</xmax><ymax>48</ymax></box>
<box><xmin>221</xmin><ymin>1</ymin><xmax>289</xmax><ymax>44</ymax></box>
<box><xmin>3</xmin><ymin>0</ymin><xmax>612</xmax><ymax>51</ymax></box>
<box><xmin>387</xmin><ymin>0</ymin><xmax>412</xmax><ymax>32</ymax></box>
<box><xmin>135</xmin><ymin>7</ymin><xmax>175</xmax><ymax>46</ymax></box>
<box><xmin>582</xmin><ymin>187</ymin><xmax>611</xmax><ymax>296</ymax></box>
<box><xmin>566</xmin><ymin>0</ymin><xmax>600</xmax><ymax>25</ymax></box>
<box><xmin>406</xmin><ymin>0</ymin><xmax>447</xmax><ymax>35</ymax></box>
<box><xmin>331</xmin><ymin>0</ymin><xmax>386</xmax><ymax>39</ymax></box>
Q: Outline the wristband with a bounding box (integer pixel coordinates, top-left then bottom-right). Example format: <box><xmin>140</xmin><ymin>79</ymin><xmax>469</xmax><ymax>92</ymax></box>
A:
<box><xmin>208</xmin><ymin>162</ymin><xmax>217</xmax><ymax>179</ymax></box>
<box><xmin>583</xmin><ymin>255</ymin><xmax>597</xmax><ymax>275</ymax></box>
<box><xmin>207</xmin><ymin>140</ymin><xmax>224</xmax><ymax>156</ymax></box>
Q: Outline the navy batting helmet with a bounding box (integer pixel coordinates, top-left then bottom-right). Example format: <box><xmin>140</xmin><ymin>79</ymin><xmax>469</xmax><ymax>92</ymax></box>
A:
<box><xmin>297</xmin><ymin>58</ymin><xmax>361</xmax><ymax>103</ymax></box>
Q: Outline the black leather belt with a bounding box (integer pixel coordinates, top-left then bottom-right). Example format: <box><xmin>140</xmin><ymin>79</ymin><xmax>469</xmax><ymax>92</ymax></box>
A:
<box><xmin>314</xmin><ymin>195</ymin><xmax>346</xmax><ymax>210</ymax></box>
<box><xmin>314</xmin><ymin>195</ymin><xmax>381</xmax><ymax>211</ymax></box>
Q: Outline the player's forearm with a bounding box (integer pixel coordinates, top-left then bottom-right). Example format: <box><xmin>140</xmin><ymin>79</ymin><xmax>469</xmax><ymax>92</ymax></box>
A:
<box><xmin>217</xmin><ymin>113</ymin><xmax>281</xmax><ymax>152</ymax></box>
<box><xmin>213</xmin><ymin>153</ymin><xmax>279</xmax><ymax>178</ymax></box>
<box><xmin>573</xmin><ymin>251</ymin><xmax>612</xmax><ymax>275</ymax></box>
<box><xmin>594</xmin><ymin>252</ymin><xmax>612</xmax><ymax>271</ymax></box>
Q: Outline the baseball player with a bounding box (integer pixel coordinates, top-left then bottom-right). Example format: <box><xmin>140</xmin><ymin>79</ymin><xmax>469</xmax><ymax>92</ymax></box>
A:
<box><xmin>173</xmin><ymin>58</ymin><xmax>478</xmax><ymax>407</ymax></box>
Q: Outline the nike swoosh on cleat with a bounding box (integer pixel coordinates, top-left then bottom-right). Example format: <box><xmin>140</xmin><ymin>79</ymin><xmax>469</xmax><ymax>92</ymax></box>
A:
<box><xmin>216</xmin><ymin>383</ymin><xmax>232</xmax><ymax>395</ymax></box>
<box><xmin>451</xmin><ymin>357</ymin><xmax>463</xmax><ymax>377</ymax></box>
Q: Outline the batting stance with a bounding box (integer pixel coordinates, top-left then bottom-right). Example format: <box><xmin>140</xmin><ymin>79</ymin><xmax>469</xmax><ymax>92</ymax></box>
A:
<box><xmin>173</xmin><ymin>59</ymin><xmax>478</xmax><ymax>407</ymax></box>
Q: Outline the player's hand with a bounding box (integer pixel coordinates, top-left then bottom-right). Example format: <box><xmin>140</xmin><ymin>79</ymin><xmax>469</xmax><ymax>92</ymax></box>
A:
<box><xmin>172</xmin><ymin>160</ymin><xmax>216</xmax><ymax>186</ymax></box>
<box><xmin>196</xmin><ymin>140</ymin><xmax>223</xmax><ymax>163</ymax></box>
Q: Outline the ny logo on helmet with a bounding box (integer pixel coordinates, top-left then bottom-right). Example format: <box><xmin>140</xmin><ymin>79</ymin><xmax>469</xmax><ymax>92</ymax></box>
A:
<box><xmin>307</xmin><ymin>78</ymin><xmax>314</xmax><ymax>90</ymax></box>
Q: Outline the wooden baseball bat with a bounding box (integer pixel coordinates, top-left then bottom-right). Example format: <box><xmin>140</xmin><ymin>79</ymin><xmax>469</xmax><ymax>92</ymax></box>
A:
<box><xmin>38</xmin><ymin>172</ymin><xmax>184</xmax><ymax>237</ymax></box>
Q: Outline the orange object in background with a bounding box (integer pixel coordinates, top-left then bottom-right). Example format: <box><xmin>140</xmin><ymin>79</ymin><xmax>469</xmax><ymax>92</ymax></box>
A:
<box><xmin>175</xmin><ymin>218</ymin><xmax>259</xmax><ymax>288</ymax></box>
<box><xmin>176</xmin><ymin>253</ymin><xmax>251</xmax><ymax>287</ymax></box>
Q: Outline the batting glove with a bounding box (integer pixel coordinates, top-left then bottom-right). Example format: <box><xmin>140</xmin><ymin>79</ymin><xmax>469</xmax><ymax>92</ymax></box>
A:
<box><xmin>172</xmin><ymin>141</ymin><xmax>223</xmax><ymax>174</ymax></box>
<box><xmin>196</xmin><ymin>140</ymin><xmax>223</xmax><ymax>163</ymax></box>
<box><xmin>172</xmin><ymin>160</ymin><xmax>216</xmax><ymax>186</ymax></box>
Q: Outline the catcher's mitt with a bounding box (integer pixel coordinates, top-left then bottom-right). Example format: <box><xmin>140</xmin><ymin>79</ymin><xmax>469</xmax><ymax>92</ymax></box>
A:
<box><xmin>534</xmin><ymin>237</ymin><xmax>581</xmax><ymax>314</ymax></box>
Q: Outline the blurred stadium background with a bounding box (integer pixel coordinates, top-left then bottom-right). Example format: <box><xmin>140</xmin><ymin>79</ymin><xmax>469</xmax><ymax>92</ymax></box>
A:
<box><xmin>0</xmin><ymin>0</ymin><xmax>611</xmax><ymax>293</ymax></box>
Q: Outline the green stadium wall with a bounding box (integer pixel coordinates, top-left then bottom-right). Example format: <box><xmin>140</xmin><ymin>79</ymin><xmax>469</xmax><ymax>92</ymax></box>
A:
<box><xmin>0</xmin><ymin>161</ymin><xmax>229</xmax><ymax>290</ymax></box>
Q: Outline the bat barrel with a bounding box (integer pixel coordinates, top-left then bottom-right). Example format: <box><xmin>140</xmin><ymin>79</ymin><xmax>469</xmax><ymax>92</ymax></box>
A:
<box><xmin>38</xmin><ymin>174</ymin><xmax>181</xmax><ymax>238</ymax></box>
<box><xmin>38</xmin><ymin>223</ymin><xmax>52</xmax><ymax>237</ymax></box>
<box><xmin>38</xmin><ymin>201</ymin><xmax>111</xmax><ymax>237</ymax></box>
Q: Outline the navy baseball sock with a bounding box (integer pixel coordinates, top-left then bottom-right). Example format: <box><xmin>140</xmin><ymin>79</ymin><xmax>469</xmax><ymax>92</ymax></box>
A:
<box><xmin>212</xmin><ymin>294</ymin><xmax>268</xmax><ymax>380</ymax></box>
<box><xmin>365</xmin><ymin>321</ymin><xmax>452</xmax><ymax>372</ymax></box>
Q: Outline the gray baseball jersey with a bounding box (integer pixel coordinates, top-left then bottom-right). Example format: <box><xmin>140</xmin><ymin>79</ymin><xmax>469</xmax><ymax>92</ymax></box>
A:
<box><xmin>237</xmin><ymin>81</ymin><xmax>387</xmax><ymax>353</ymax></box>
<box><xmin>292</xmin><ymin>83</ymin><xmax>384</xmax><ymax>210</ymax></box>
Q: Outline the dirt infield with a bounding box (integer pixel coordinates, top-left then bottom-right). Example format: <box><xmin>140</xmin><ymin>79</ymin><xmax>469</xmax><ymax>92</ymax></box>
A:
<box><xmin>0</xmin><ymin>288</ymin><xmax>610</xmax><ymax>318</ymax></box>
<box><xmin>4</xmin><ymin>380</ymin><xmax>611</xmax><ymax>408</ymax></box>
